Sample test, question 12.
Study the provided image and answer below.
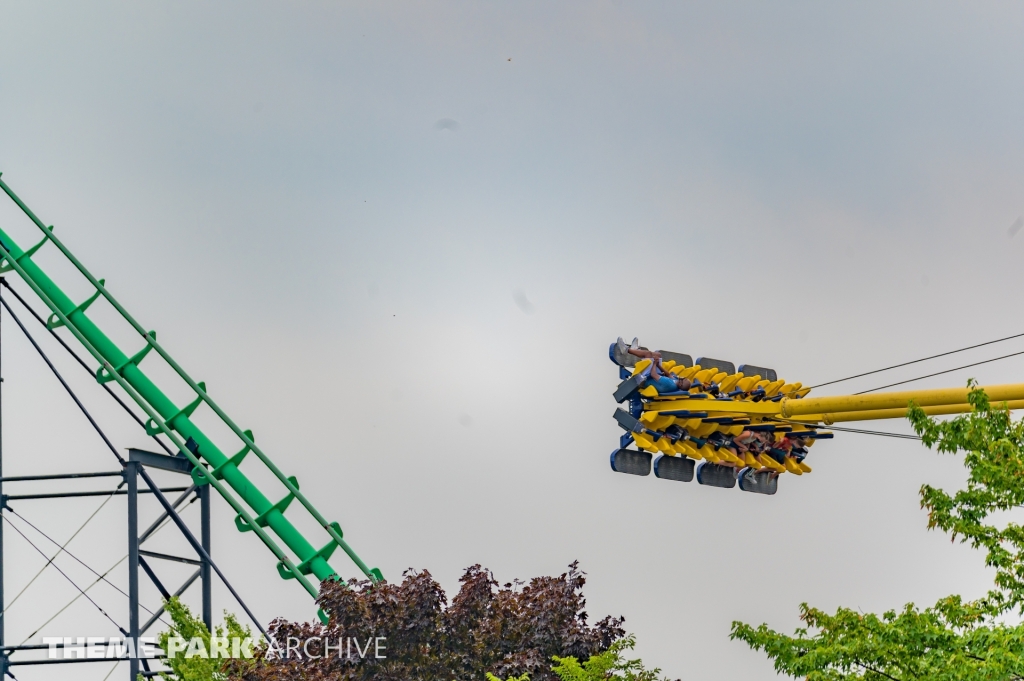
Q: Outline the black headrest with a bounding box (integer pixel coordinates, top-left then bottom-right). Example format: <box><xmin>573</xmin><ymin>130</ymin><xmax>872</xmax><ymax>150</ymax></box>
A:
<box><xmin>694</xmin><ymin>357</ymin><xmax>735</xmax><ymax>375</ymax></box>
<box><xmin>657</xmin><ymin>350</ymin><xmax>693</xmax><ymax>368</ymax></box>
<box><xmin>738</xmin><ymin>364</ymin><xmax>778</xmax><ymax>382</ymax></box>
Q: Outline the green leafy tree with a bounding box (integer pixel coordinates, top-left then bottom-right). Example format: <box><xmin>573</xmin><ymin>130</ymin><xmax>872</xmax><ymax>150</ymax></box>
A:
<box><xmin>485</xmin><ymin>636</ymin><xmax>673</xmax><ymax>681</ymax></box>
<box><xmin>731</xmin><ymin>383</ymin><xmax>1024</xmax><ymax>679</ymax></box>
<box><xmin>551</xmin><ymin>635</ymin><xmax>673</xmax><ymax>681</ymax></box>
<box><xmin>156</xmin><ymin>597</ymin><xmax>256</xmax><ymax>681</ymax></box>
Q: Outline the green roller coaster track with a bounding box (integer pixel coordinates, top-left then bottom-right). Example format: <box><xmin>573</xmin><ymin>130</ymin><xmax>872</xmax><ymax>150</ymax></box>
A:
<box><xmin>0</xmin><ymin>173</ymin><xmax>381</xmax><ymax>619</ymax></box>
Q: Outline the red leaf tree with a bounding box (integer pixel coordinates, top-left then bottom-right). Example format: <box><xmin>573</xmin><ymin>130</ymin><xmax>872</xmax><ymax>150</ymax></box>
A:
<box><xmin>230</xmin><ymin>562</ymin><xmax>625</xmax><ymax>681</ymax></box>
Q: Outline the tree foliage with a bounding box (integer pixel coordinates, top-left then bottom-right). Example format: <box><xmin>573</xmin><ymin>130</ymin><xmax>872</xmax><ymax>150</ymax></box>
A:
<box><xmin>551</xmin><ymin>635</ymin><xmax>673</xmax><ymax>681</ymax></box>
<box><xmin>156</xmin><ymin>597</ymin><xmax>255</xmax><ymax>681</ymax></box>
<box><xmin>486</xmin><ymin>635</ymin><xmax>675</xmax><ymax>681</ymax></box>
<box><xmin>231</xmin><ymin>561</ymin><xmax>625</xmax><ymax>681</ymax></box>
<box><xmin>731</xmin><ymin>383</ymin><xmax>1024</xmax><ymax>679</ymax></box>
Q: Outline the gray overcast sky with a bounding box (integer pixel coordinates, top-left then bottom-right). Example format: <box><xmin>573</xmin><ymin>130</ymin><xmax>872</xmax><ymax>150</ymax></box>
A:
<box><xmin>2</xmin><ymin>2</ymin><xmax>1024</xmax><ymax>678</ymax></box>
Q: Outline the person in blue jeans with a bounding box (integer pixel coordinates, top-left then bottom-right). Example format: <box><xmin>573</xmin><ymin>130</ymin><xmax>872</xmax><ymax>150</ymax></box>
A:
<box><xmin>616</xmin><ymin>339</ymin><xmax>692</xmax><ymax>394</ymax></box>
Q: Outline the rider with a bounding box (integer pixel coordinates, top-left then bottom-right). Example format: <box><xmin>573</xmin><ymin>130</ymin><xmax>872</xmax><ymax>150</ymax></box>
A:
<box><xmin>774</xmin><ymin>433</ymin><xmax>811</xmax><ymax>470</ymax></box>
<box><xmin>734</xmin><ymin>429</ymin><xmax>785</xmax><ymax>476</ymax></box>
<box><xmin>615</xmin><ymin>338</ymin><xmax>692</xmax><ymax>394</ymax></box>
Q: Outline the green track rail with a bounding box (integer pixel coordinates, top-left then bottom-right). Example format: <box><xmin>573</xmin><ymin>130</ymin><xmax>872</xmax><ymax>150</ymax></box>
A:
<box><xmin>0</xmin><ymin>173</ymin><xmax>381</xmax><ymax>616</ymax></box>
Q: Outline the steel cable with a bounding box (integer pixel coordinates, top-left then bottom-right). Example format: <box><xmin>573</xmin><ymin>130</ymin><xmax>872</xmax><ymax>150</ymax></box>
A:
<box><xmin>772</xmin><ymin>420</ymin><xmax>923</xmax><ymax>441</ymax></box>
<box><xmin>1</xmin><ymin>514</ymin><xmax>128</xmax><ymax>639</ymax></box>
<box><xmin>6</xmin><ymin>508</ymin><xmax>163</xmax><ymax>618</ymax></box>
<box><xmin>0</xmin><ymin>482</ymin><xmax>123</xmax><ymax>616</ymax></box>
<box><xmin>11</xmin><ymin>513</ymin><xmax>179</xmax><ymax>646</ymax></box>
<box><xmin>810</xmin><ymin>331</ymin><xmax>1024</xmax><ymax>390</ymax></box>
<box><xmin>854</xmin><ymin>350</ymin><xmax>1024</xmax><ymax>394</ymax></box>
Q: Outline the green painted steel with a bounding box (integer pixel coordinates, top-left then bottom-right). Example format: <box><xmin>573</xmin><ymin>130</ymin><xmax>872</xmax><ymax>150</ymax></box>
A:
<box><xmin>0</xmin><ymin>173</ymin><xmax>381</xmax><ymax>612</ymax></box>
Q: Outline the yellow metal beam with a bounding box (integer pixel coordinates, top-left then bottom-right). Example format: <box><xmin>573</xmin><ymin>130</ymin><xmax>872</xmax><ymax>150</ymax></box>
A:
<box><xmin>780</xmin><ymin>383</ymin><xmax>1024</xmax><ymax>417</ymax></box>
<box><xmin>643</xmin><ymin>399</ymin><xmax>781</xmax><ymax>416</ymax></box>
<box><xmin>787</xmin><ymin>399</ymin><xmax>1024</xmax><ymax>424</ymax></box>
<box><xmin>639</xmin><ymin>383</ymin><xmax>1024</xmax><ymax>423</ymax></box>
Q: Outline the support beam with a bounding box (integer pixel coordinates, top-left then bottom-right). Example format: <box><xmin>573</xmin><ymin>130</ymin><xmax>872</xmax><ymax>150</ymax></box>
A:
<box><xmin>640</xmin><ymin>383</ymin><xmax>1024</xmax><ymax>423</ymax></box>
<box><xmin>139</xmin><ymin>549</ymin><xmax>202</xmax><ymax>567</ymax></box>
<box><xmin>200</xmin><ymin>483</ymin><xmax>212</xmax><ymax>632</ymax></box>
<box><xmin>129</xmin><ymin>448</ymin><xmax>194</xmax><ymax>475</ymax></box>
<box><xmin>788</xmin><ymin>399</ymin><xmax>1024</xmax><ymax>425</ymax></box>
<box><xmin>139</xmin><ymin>486</ymin><xmax>197</xmax><ymax>544</ymax></box>
<box><xmin>5</xmin><ymin>487</ymin><xmax>189</xmax><ymax>501</ymax></box>
<box><xmin>139</xmin><ymin>556</ymin><xmax>171</xmax><ymax>601</ymax></box>
<box><xmin>1</xmin><ymin>471</ymin><xmax>122</xmax><ymax>482</ymax></box>
<box><xmin>781</xmin><ymin>382</ymin><xmax>1024</xmax><ymax>417</ymax></box>
<box><xmin>140</xmin><ymin>569</ymin><xmax>201</xmax><ymax>635</ymax></box>
<box><xmin>126</xmin><ymin>461</ymin><xmax>140</xmax><ymax>681</ymax></box>
<box><xmin>0</xmin><ymin>281</ymin><xmax>7</xmax><ymax>679</ymax></box>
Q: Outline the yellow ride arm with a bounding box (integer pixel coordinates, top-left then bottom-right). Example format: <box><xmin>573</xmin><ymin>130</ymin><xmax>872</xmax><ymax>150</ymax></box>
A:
<box><xmin>643</xmin><ymin>382</ymin><xmax>1024</xmax><ymax>425</ymax></box>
